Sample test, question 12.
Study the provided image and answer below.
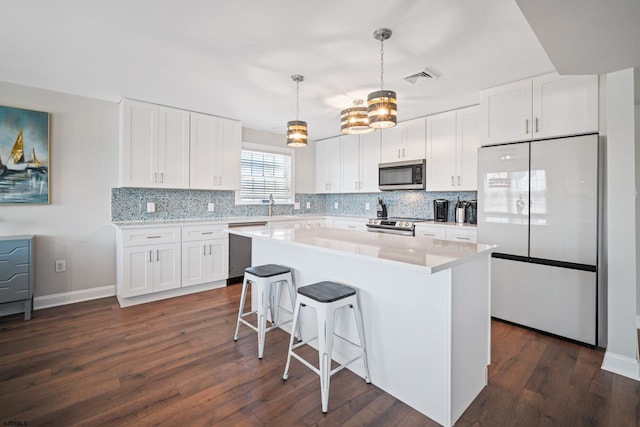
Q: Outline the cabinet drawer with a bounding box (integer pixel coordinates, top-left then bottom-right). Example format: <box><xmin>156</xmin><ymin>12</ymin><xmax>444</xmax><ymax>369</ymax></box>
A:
<box><xmin>0</xmin><ymin>274</ymin><xmax>29</xmax><ymax>303</ymax></box>
<box><xmin>445</xmin><ymin>228</ymin><xmax>477</xmax><ymax>243</ymax></box>
<box><xmin>182</xmin><ymin>224</ymin><xmax>227</xmax><ymax>242</ymax></box>
<box><xmin>415</xmin><ymin>225</ymin><xmax>446</xmax><ymax>239</ymax></box>
<box><xmin>122</xmin><ymin>227</ymin><xmax>181</xmax><ymax>247</ymax></box>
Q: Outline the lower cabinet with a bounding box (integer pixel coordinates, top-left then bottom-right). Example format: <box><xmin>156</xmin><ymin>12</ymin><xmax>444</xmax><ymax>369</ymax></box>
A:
<box><xmin>0</xmin><ymin>236</ymin><xmax>35</xmax><ymax>320</ymax></box>
<box><xmin>182</xmin><ymin>225</ymin><xmax>229</xmax><ymax>287</ymax></box>
<box><xmin>116</xmin><ymin>224</ymin><xmax>228</xmax><ymax>303</ymax></box>
<box><xmin>414</xmin><ymin>224</ymin><xmax>477</xmax><ymax>243</ymax></box>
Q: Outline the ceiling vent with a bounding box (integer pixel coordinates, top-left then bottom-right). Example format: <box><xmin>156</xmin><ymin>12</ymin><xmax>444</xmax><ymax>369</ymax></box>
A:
<box><xmin>403</xmin><ymin>68</ymin><xmax>438</xmax><ymax>84</ymax></box>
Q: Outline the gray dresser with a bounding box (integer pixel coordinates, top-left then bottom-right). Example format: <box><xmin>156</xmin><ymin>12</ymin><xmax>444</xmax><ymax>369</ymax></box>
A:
<box><xmin>0</xmin><ymin>236</ymin><xmax>34</xmax><ymax>320</ymax></box>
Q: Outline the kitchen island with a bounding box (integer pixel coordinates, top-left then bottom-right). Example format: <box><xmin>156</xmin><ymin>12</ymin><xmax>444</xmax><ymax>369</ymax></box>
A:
<box><xmin>228</xmin><ymin>225</ymin><xmax>496</xmax><ymax>427</ymax></box>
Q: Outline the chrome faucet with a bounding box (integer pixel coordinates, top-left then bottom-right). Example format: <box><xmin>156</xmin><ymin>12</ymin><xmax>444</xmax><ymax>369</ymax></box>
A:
<box><xmin>269</xmin><ymin>193</ymin><xmax>274</xmax><ymax>217</ymax></box>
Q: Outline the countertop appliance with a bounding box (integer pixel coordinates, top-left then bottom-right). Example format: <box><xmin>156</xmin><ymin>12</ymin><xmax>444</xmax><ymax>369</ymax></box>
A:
<box><xmin>455</xmin><ymin>200</ymin><xmax>468</xmax><ymax>224</ymax></box>
<box><xmin>378</xmin><ymin>159</ymin><xmax>425</xmax><ymax>190</ymax></box>
<box><xmin>365</xmin><ymin>217</ymin><xmax>428</xmax><ymax>236</ymax></box>
<box><xmin>477</xmin><ymin>133</ymin><xmax>601</xmax><ymax>346</ymax></box>
<box><xmin>467</xmin><ymin>200</ymin><xmax>477</xmax><ymax>224</ymax></box>
<box><xmin>433</xmin><ymin>199</ymin><xmax>449</xmax><ymax>222</ymax></box>
<box><xmin>376</xmin><ymin>198</ymin><xmax>388</xmax><ymax>218</ymax></box>
<box><xmin>228</xmin><ymin>221</ymin><xmax>267</xmax><ymax>284</ymax></box>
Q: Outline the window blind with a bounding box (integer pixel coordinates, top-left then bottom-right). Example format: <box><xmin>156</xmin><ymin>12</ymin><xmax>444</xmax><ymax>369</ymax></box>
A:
<box><xmin>240</xmin><ymin>149</ymin><xmax>293</xmax><ymax>204</ymax></box>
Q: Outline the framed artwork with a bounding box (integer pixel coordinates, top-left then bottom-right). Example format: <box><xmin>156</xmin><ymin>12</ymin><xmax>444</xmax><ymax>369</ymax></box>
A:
<box><xmin>0</xmin><ymin>105</ymin><xmax>50</xmax><ymax>204</ymax></box>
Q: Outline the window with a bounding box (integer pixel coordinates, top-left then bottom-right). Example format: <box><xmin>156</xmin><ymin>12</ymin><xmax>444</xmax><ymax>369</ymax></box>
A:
<box><xmin>237</xmin><ymin>144</ymin><xmax>294</xmax><ymax>204</ymax></box>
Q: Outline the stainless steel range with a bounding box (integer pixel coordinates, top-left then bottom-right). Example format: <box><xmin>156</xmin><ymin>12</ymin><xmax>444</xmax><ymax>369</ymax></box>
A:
<box><xmin>365</xmin><ymin>217</ymin><xmax>428</xmax><ymax>236</ymax></box>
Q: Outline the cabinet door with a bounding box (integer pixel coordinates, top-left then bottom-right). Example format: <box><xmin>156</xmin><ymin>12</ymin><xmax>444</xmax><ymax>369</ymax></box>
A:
<box><xmin>182</xmin><ymin>241</ymin><xmax>209</xmax><ymax>287</ymax></box>
<box><xmin>532</xmin><ymin>74</ymin><xmax>599</xmax><ymax>139</ymax></box>
<box><xmin>157</xmin><ymin>106</ymin><xmax>190</xmax><ymax>189</ymax></box>
<box><xmin>217</xmin><ymin>118</ymin><xmax>242</xmax><ymax>190</ymax></box>
<box><xmin>119</xmin><ymin>99</ymin><xmax>158</xmax><ymax>187</ymax></box>
<box><xmin>190</xmin><ymin>112</ymin><xmax>219</xmax><ymax>189</ymax></box>
<box><xmin>426</xmin><ymin>111</ymin><xmax>456</xmax><ymax>191</ymax></box>
<box><xmin>480</xmin><ymin>79</ymin><xmax>532</xmax><ymax>145</ymax></box>
<box><xmin>315</xmin><ymin>139</ymin><xmax>329</xmax><ymax>193</ymax></box>
<box><xmin>327</xmin><ymin>137</ymin><xmax>342</xmax><ymax>193</ymax></box>
<box><xmin>359</xmin><ymin>132</ymin><xmax>381</xmax><ymax>193</ymax></box>
<box><xmin>154</xmin><ymin>243</ymin><xmax>181</xmax><ymax>292</ymax></box>
<box><xmin>316</xmin><ymin>137</ymin><xmax>341</xmax><ymax>193</ymax></box>
<box><xmin>380</xmin><ymin>125</ymin><xmax>402</xmax><ymax>163</ymax></box>
<box><xmin>341</xmin><ymin>135</ymin><xmax>360</xmax><ymax>193</ymax></box>
<box><xmin>205</xmin><ymin>239</ymin><xmax>229</xmax><ymax>282</ymax></box>
<box><xmin>122</xmin><ymin>246</ymin><xmax>155</xmax><ymax>297</ymax></box>
<box><xmin>456</xmin><ymin>106</ymin><xmax>480</xmax><ymax>191</ymax></box>
<box><xmin>402</xmin><ymin>118</ymin><xmax>427</xmax><ymax>161</ymax></box>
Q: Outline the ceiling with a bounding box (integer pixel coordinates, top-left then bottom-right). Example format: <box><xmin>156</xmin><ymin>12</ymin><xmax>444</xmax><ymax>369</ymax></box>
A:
<box><xmin>0</xmin><ymin>0</ymin><xmax>612</xmax><ymax>141</ymax></box>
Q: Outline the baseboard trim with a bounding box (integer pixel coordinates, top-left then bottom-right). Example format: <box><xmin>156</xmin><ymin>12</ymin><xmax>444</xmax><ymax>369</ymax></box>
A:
<box><xmin>602</xmin><ymin>350</ymin><xmax>640</xmax><ymax>381</ymax></box>
<box><xmin>34</xmin><ymin>285</ymin><xmax>116</xmax><ymax>310</ymax></box>
<box><xmin>116</xmin><ymin>281</ymin><xmax>226</xmax><ymax>307</ymax></box>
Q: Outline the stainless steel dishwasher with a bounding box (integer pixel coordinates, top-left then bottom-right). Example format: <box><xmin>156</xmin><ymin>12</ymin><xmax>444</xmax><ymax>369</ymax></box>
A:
<box><xmin>227</xmin><ymin>221</ymin><xmax>267</xmax><ymax>284</ymax></box>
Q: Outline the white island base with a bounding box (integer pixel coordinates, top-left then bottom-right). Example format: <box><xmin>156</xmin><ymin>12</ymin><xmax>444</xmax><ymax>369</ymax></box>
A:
<box><xmin>238</xmin><ymin>227</ymin><xmax>493</xmax><ymax>427</ymax></box>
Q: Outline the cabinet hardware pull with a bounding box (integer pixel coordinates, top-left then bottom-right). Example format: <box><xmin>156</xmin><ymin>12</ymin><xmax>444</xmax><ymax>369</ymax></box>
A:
<box><xmin>458</xmin><ymin>175</ymin><xmax>461</xmax><ymax>186</ymax></box>
<box><xmin>147</xmin><ymin>235</ymin><xmax>162</xmax><ymax>239</ymax></box>
<box><xmin>160</xmin><ymin>172</ymin><xmax>164</xmax><ymax>183</ymax></box>
<box><xmin>423</xmin><ymin>233</ymin><xmax>436</xmax><ymax>237</ymax></box>
<box><xmin>525</xmin><ymin>119</ymin><xmax>529</xmax><ymax>134</ymax></box>
<box><xmin>203</xmin><ymin>245</ymin><xmax>206</xmax><ymax>256</ymax></box>
<box><xmin>209</xmin><ymin>244</ymin><xmax>212</xmax><ymax>255</ymax></box>
<box><xmin>456</xmin><ymin>237</ymin><xmax>471</xmax><ymax>241</ymax></box>
<box><xmin>156</xmin><ymin>250</ymin><xmax>159</xmax><ymax>261</ymax></box>
<box><xmin>451</xmin><ymin>176</ymin><xmax>454</xmax><ymax>186</ymax></box>
<box><xmin>535</xmin><ymin>117</ymin><xmax>539</xmax><ymax>132</ymax></box>
<box><xmin>154</xmin><ymin>172</ymin><xmax>158</xmax><ymax>183</ymax></box>
<box><xmin>201</xmin><ymin>231</ymin><xmax>214</xmax><ymax>235</ymax></box>
<box><xmin>149</xmin><ymin>250</ymin><xmax>152</xmax><ymax>262</ymax></box>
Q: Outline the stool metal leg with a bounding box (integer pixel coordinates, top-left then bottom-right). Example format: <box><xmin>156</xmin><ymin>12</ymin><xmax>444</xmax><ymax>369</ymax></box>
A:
<box><xmin>233</xmin><ymin>276</ymin><xmax>250</xmax><ymax>341</ymax></box>
<box><xmin>257</xmin><ymin>280</ymin><xmax>268</xmax><ymax>359</ymax></box>
<box><xmin>351</xmin><ymin>298</ymin><xmax>371</xmax><ymax>383</ymax></box>
<box><xmin>317</xmin><ymin>304</ymin><xmax>335</xmax><ymax>413</ymax></box>
<box><xmin>282</xmin><ymin>297</ymin><xmax>303</xmax><ymax>381</ymax></box>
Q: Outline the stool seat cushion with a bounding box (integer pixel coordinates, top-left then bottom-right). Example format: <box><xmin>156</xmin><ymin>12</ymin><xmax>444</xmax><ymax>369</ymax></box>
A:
<box><xmin>298</xmin><ymin>281</ymin><xmax>356</xmax><ymax>303</ymax></box>
<box><xmin>245</xmin><ymin>264</ymin><xmax>291</xmax><ymax>278</ymax></box>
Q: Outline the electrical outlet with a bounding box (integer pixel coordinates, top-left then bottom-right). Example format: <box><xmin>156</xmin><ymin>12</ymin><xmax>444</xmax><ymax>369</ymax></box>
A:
<box><xmin>334</xmin><ymin>202</ymin><xmax>339</xmax><ymax>209</ymax></box>
<box><xmin>306</xmin><ymin>202</ymin><xmax>311</xmax><ymax>209</ymax></box>
<box><xmin>365</xmin><ymin>202</ymin><xmax>370</xmax><ymax>210</ymax></box>
<box><xmin>146</xmin><ymin>202</ymin><xmax>156</xmax><ymax>213</ymax></box>
<box><xmin>294</xmin><ymin>202</ymin><xmax>300</xmax><ymax>210</ymax></box>
<box><xmin>207</xmin><ymin>202</ymin><xmax>215</xmax><ymax>212</ymax></box>
<box><xmin>55</xmin><ymin>260</ymin><xmax>66</xmax><ymax>273</ymax></box>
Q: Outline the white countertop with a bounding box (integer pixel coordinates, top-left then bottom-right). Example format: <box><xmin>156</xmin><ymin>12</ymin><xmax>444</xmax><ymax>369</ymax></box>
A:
<box><xmin>228</xmin><ymin>226</ymin><xmax>495</xmax><ymax>274</ymax></box>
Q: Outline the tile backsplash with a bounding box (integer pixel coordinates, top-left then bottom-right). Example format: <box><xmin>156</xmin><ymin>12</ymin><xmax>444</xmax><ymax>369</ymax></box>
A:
<box><xmin>111</xmin><ymin>188</ymin><xmax>476</xmax><ymax>223</ymax></box>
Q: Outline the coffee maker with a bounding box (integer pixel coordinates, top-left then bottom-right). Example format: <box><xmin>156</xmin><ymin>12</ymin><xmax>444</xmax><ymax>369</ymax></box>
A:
<box><xmin>433</xmin><ymin>199</ymin><xmax>448</xmax><ymax>222</ymax></box>
<box><xmin>376</xmin><ymin>198</ymin><xmax>388</xmax><ymax>219</ymax></box>
<box><xmin>467</xmin><ymin>200</ymin><xmax>478</xmax><ymax>224</ymax></box>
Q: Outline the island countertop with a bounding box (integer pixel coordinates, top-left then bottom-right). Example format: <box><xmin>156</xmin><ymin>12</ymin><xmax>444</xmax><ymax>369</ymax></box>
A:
<box><xmin>227</xmin><ymin>225</ymin><xmax>496</xmax><ymax>274</ymax></box>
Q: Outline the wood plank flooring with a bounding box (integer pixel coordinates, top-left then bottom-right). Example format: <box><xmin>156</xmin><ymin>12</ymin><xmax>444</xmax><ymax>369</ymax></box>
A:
<box><xmin>0</xmin><ymin>284</ymin><xmax>638</xmax><ymax>426</ymax></box>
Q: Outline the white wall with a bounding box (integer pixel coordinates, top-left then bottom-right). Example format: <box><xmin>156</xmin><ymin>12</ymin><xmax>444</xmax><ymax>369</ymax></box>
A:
<box><xmin>0</xmin><ymin>81</ymin><xmax>119</xmax><ymax>303</ymax></box>
<box><xmin>242</xmin><ymin>127</ymin><xmax>315</xmax><ymax>194</ymax></box>
<box><xmin>602</xmin><ymin>68</ymin><xmax>639</xmax><ymax>380</ymax></box>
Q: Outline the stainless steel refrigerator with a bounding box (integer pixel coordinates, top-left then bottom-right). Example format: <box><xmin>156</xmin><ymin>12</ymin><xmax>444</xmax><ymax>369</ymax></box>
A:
<box><xmin>477</xmin><ymin>133</ymin><xmax>600</xmax><ymax>346</ymax></box>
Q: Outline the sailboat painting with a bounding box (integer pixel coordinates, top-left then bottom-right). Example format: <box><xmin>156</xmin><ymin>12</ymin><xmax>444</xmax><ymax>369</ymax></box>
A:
<box><xmin>0</xmin><ymin>105</ymin><xmax>49</xmax><ymax>204</ymax></box>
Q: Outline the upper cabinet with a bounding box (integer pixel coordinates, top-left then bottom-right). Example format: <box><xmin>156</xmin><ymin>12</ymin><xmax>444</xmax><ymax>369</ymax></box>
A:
<box><xmin>316</xmin><ymin>136</ymin><xmax>342</xmax><ymax>193</ymax></box>
<box><xmin>119</xmin><ymin>99</ymin><xmax>190</xmax><ymax>188</ymax></box>
<box><xmin>341</xmin><ymin>132</ymin><xmax>381</xmax><ymax>193</ymax></box>
<box><xmin>480</xmin><ymin>72</ymin><xmax>598</xmax><ymax>145</ymax></box>
<box><xmin>426</xmin><ymin>106</ymin><xmax>480</xmax><ymax>192</ymax></box>
<box><xmin>190</xmin><ymin>112</ymin><xmax>241</xmax><ymax>190</ymax></box>
<box><xmin>119</xmin><ymin>99</ymin><xmax>242</xmax><ymax>190</ymax></box>
<box><xmin>380</xmin><ymin>117</ymin><xmax>426</xmax><ymax>163</ymax></box>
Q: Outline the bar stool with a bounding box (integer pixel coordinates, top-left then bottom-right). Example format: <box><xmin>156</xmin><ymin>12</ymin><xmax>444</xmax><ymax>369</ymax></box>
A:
<box><xmin>233</xmin><ymin>264</ymin><xmax>298</xmax><ymax>359</ymax></box>
<box><xmin>282</xmin><ymin>281</ymin><xmax>371</xmax><ymax>413</ymax></box>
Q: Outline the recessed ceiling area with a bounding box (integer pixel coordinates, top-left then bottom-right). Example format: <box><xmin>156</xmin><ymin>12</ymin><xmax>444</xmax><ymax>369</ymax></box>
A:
<box><xmin>0</xmin><ymin>0</ymin><xmax>559</xmax><ymax>140</ymax></box>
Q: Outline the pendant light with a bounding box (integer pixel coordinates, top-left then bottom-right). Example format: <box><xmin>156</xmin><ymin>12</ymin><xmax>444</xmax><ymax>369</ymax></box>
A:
<box><xmin>286</xmin><ymin>74</ymin><xmax>308</xmax><ymax>147</ymax></box>
<box><xmin>340</xmin><ymin>99</ymin><xmax>375</xmax><ymax>134</ymax></box>
<box><xmin>367</xmin><ymin>28</ymin><xmax>397</xmax><ymax>129</ymax></box>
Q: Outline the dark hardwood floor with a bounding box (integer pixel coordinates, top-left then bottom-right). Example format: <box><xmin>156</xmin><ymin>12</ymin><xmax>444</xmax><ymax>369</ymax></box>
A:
<box><xmin>1</xmin><ymin>285</ymin><xmax>638</xmax><ymax>426</ymax></box>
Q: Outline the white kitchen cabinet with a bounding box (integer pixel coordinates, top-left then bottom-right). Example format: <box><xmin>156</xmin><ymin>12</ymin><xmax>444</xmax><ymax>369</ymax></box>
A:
<box><xmin>190</xmin><ymin>112</ymin><xmax>241</xmax><ymax>190</ymax></box>
<box><xmin>316</xmin><ymin>136</ymin><xmax>342</xmax><ymax>193</ymax></box>
<box><xmin>182</xmin><ymin>224</ymin><xmax>229</xmax><ymax>287</ymax></box>
<box><xmin>415</xmin><ymin>223</ymin><xmax>477</xmax><ymax>243</ymax></box>
<box><xmin>380</xmin><ymin>117</ymin><xmax>426</xmax><ymax>163</ymax></box>
<box><xmin>119</xmin><ymin>227</ymin><xmax>182</xmax><ymax>298</ymax></box>
<box><xmin>341</xmin><ymin>133</ymin><xmax>381</xmax><ymax>193</ymax></box>
<box><xmin>480</xmin><ymin>72</ymin><xmax>598</xmax><ymax>145</ymax></box>
<box><xmin>119</xmin><ymin>99</ymin><xmax>190</xmax><ymax>188</ymax></box>
<box><xmin>426</xmin><ymin>106</ymin><xmax>480</xmax><ymax>192</ymax></box>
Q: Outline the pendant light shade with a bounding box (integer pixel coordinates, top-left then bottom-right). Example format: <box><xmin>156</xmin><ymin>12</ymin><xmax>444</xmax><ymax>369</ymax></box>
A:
<box><xmin>340</xmin><ymin>99</ymin><xmax>375</xmax><ymax>134</ymax></box>
<box><xmin>367</xmin><ymin>28</ymin><xmax>397</xmax><ymax>129</ymax></box>
<box><xmin>287</xmin><ymin>74</ymin><xmax>308</xmax><ymax>147</ymax></box>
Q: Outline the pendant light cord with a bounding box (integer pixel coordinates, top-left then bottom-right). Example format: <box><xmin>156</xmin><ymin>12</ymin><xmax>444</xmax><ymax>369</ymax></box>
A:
<box><xmin>380</xmin><ymin>37</ymin><xmax>385</xmax><ymax>90</ymax></box>
<box><xmin>296</xmin><ymin>80</ymin><xmax>300</xmax><ymax>120</ymax></box>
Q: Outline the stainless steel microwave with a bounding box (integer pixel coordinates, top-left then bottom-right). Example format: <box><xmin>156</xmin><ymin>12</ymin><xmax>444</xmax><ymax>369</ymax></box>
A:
<box><xmin>378</xmin><ymin>159</ymin><xmax>426</xmax><ymax>190</ymax></box>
